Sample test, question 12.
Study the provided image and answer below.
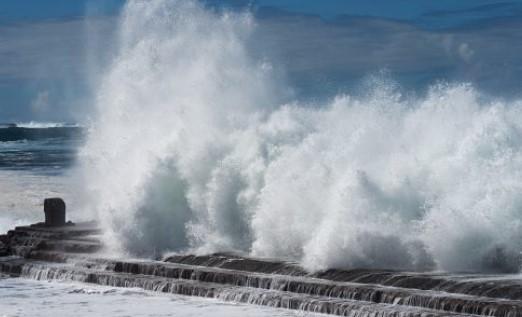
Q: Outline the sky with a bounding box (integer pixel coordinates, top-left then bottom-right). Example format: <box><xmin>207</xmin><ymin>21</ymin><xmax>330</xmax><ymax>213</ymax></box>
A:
<box><xmin>1</xmin><ymin>0</ymin><xmax>522</xmax><ymax>122</ymax></box>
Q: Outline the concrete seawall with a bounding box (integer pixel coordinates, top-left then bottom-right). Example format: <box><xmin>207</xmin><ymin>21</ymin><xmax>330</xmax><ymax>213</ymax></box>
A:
<box><xmin>1</xmin><ymin>222</ymin><xmax>522</xmax><ymax>317</ymax></box>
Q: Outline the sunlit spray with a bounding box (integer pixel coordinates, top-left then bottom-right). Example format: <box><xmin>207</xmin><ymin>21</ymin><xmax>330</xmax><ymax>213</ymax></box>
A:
<box><xmin>79</xmin><ymin>0</ymin><xmax>522</xmax><ymax>273</ymax></box>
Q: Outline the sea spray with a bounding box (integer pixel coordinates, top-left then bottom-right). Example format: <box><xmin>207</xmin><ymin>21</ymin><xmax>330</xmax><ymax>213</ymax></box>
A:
<box><xmin>79</xmin><ymin>0</ymin><xmax>522</xmax><ymax>273</ymax></box>
<box><xmin>79</xmin><ymin>0</ymin><xmax>280</xmax><ymax>256</ymax></box>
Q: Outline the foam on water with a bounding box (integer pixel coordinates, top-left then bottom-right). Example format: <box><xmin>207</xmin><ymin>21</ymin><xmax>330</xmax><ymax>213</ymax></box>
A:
<box><xmin>0</xmin><ymin>278</ymin><xmax>315</xmax><ymax>317</ymax></box>
<box><xmin>78</xmin><ymin>0</ymin><xmax>522</xmax><ymax>273</ymax></box>
<box><xmin>13</xmin><ymin>122</ymin><xmax>79</xmax><ymax>129</ymax></box>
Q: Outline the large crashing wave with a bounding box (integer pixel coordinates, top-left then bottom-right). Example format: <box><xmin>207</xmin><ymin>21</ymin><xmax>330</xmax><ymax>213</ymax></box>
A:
<box><xmin>79</xmin><ymin>0</ymin><xmax>522</xmax><ymax>273</ymax></box>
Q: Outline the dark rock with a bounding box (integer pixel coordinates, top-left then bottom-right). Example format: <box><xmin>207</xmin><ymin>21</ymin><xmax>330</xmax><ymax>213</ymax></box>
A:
<box><xmin>164</xmin><ymin>253</ymin><xmax>308</xmax><ymax>275</ymax></box>
<box><xmin>0</xmin><ymin>241</ymin><xmax>7</xmax><ymax>256</ymax></box>
<box><xmin>44</xmin><ymin>197</ymin><xmax>66</xmax><ymax>227</ymax></box>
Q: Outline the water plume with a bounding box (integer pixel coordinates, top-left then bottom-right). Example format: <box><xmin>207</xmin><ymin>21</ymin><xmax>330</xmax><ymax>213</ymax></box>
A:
<box><xmin>79</xmin><ymin>0</ymin><xmax>522</xmax><ymax>273</ymax></box>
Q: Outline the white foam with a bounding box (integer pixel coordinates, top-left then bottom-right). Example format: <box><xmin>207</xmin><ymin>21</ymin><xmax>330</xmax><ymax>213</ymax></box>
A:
<box><xmin>14</xmin><ymin>122</ymin><xmax>79</xmax><ymax>129</ymax></box>
<box><xmin>0</xmin><ymin>278</ymin><xmax>311</xmax><ymax>317</ymax></box>
<box><xmin>78</xmin><ymin>0</ymin><xmax>522</xmax><ymax>272</ymax></box>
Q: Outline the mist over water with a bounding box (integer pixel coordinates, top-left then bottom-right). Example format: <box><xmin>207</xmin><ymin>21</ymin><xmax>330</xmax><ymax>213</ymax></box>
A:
<box><xmin>79</xmin><ymin>0</ymin><xmax>522</xmax><ymax>273</ymax></box>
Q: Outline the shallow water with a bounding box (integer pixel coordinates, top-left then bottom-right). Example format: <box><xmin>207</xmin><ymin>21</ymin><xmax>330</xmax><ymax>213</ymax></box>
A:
<box><xmin>0</xmin><ymin>169</ymin><xmax>81</xmax><ymax>233</ymax></box>
<box><xmin>0</xmin><ymin>277</ymin><xmax>321</xmax><ymax>317</ymax></box>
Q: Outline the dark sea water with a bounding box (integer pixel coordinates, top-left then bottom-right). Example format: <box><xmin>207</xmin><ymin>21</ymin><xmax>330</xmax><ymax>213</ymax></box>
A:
<box><xmin>0</xmin><ymin>123</ymin><xmax>83</xmax><ymax>171</ymax></box>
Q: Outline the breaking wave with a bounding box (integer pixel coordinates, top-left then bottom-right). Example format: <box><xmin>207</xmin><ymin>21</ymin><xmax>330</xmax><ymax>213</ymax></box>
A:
<box><xmin>78</xmin><ymin>0</ymin><xmax>522</xmax><ymax>273</ymax></box>
<box><xmin>13</xmin><ymin>122</ymin><xmax>80</xmax><ymax>129</ymax></box>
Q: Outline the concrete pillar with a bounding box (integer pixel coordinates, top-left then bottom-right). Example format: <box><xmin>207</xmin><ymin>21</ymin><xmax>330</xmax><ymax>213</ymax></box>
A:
<box><xmin>44</xmin><ymin>198</ymin><xmax>66</xmax><ymax>227</ymax></box>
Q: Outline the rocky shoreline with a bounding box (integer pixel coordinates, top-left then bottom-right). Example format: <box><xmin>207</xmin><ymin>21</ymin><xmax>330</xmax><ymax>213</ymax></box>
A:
<box><xmin>1</xmin><ymin>219</ymin><xmax>522</xmax><ymax>317</ymax></box>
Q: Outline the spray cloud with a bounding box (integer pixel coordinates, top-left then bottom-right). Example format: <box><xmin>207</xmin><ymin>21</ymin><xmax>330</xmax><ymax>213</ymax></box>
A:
<box><xmin>79</xmin><ymin>0</ymin><xmax>522</xmax><ymax>273</ymax></box>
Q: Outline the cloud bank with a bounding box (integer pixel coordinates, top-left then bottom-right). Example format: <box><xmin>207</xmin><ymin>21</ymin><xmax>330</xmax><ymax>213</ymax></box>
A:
<box><xmin>1</xmin><ymin>2</ymin><xmax>522</xmax><ymax>121</ymax></box>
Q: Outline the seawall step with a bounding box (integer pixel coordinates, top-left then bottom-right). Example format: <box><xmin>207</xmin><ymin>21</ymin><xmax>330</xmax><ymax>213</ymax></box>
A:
<box><xmin>5</xmin><ymin>253</ymin><xmax>522</xmax><ymax>317</ymax></box>
<box><xmin>0</xmin><ymin>259</ymin><xmax>478</xmax><ymax>317</ymax></box>
<box><xmin>166</xmin><ymin>254</ymin><xmax>522</xmax><ymax>301</ymax></box>
<box><xmin>3</xmin><ymin>223</ymin><xmax>522</xmax><ymax>317</ymax></box>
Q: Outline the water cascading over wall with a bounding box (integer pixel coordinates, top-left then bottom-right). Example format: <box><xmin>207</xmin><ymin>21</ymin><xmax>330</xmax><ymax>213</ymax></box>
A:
<box><xmin>78</xmin><ymin>0</ymin><xmax>522</xmax><ymax>273</ymax></box>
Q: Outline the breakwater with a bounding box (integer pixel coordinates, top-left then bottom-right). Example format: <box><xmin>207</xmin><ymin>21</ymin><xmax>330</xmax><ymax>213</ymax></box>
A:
<box><xmin>2</xmin><ymin>221</ymin><xmax>522</xmax><ymax>317</ymax></box>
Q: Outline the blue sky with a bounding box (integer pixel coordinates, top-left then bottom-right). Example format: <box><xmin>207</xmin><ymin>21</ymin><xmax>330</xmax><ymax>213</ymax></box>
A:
<box><xmin>1</xmin><ymin>0</ymin><xmax>522</xmax><ymax>121</ymax></box>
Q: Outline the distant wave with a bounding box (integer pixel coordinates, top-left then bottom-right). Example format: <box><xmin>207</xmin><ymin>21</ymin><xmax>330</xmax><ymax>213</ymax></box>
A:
<box><xmin>0</xmin><ymin>122</ymin><xmax>80</xmax><ymax>129</ymax></box>
<box><xmin>0</xmin><ymin>125</ymin><xmax>83</xmax><ymax>142</ymax></box>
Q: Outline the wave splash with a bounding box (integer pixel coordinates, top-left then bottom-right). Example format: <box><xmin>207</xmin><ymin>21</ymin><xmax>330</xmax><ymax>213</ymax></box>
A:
<box><xmin>13</xmin><ymin>122</ymin><xmax>79</xmax><ymax>129</ymax></box>
<box><xmin>79</xmin><ymin>0</ymin><xmax>522</xmax><ymax>273</ymax></box>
